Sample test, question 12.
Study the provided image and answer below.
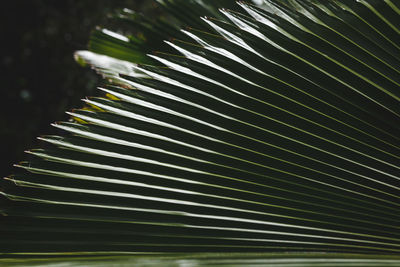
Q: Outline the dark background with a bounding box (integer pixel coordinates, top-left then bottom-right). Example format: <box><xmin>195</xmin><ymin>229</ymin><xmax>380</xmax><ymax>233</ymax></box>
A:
<box><xmin>0</xmin><ymin>1</ymin><xmax>149</xmax><ymax>178</ymax></box>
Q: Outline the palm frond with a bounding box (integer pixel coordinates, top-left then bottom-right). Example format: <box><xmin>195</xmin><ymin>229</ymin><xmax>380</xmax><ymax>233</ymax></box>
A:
<box><xmin>1</xmin><ymin>0</ymin><xmax>400</xmax><ymax>265</ymax></box>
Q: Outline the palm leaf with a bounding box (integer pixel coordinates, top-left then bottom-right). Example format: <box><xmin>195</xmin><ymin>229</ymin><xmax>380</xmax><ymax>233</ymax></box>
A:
<box><xmin>1</xmin><ymin>0</ymin><xmax>400</xmax><ymax>265</ymax></box>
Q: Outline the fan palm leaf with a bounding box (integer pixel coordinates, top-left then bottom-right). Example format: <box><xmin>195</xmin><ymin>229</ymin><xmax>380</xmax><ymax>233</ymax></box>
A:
<box><xmin>1</xmin><ymin>0</ymin><xmax>400</xmax><ymax>265</ymax></box>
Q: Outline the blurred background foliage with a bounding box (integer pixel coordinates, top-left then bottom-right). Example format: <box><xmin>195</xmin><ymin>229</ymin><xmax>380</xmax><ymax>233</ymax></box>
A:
<box><xmin>0</xmin><ymin>0</ymin><xmax>154</xmax><ymax>177</ymax></box>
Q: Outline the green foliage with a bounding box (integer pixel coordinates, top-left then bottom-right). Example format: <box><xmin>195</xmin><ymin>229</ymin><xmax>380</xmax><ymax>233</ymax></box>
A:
<box><xmin>1</xmin><ymin>0</ymin><xmax>400</xmax><ymax>265</ymax></box>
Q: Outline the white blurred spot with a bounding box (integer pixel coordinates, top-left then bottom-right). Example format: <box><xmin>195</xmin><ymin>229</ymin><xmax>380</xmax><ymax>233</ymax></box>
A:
<box><xmin>252</xmin><ymin>0</ymin><xmax>264</xmax><ymax>5</ymax></box>
<box><xmin>102</xmin><ymin>29</ymin><xmax>129</xmax><ymax>42</ymax></box>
